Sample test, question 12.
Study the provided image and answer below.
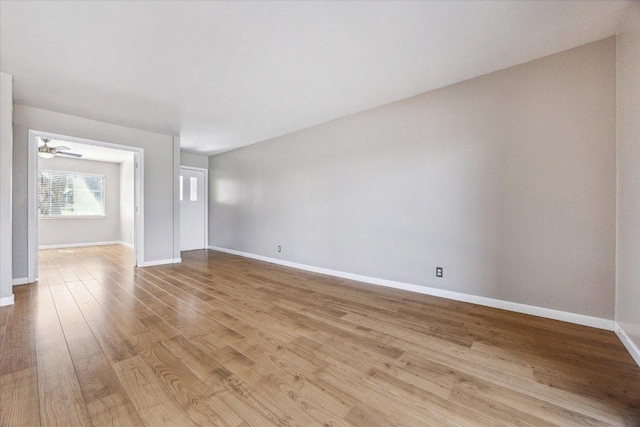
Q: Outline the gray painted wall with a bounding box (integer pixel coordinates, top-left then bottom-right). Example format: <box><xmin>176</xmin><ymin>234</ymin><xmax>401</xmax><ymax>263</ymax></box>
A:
<box><xmin>210</xmin><ymin>38</ymin><xmax>617</xmax><ymax>319</ymax></box>
<box><xmin>0</xmin><ymin>72</ymin><xmax>12</xmax><ymax>302</ymax></box>
<box><xmin>181</xmin><ymin>151</ymin><xmax>209</xmax><ymax>169</ymax></box>
<box><xmin>13</xmin><ymin>105</ymin><xmax>179</xmax><ymax>277</ymax></box>
<box><xmin>616</xmin><ymin>2</ymin><xmax>640</xmax><ymax>355</ymax></box>
<box><xmin>38</xmin><ymin>156</ymin><xmax>121</xmax><ymax>246</ymax></box>
<box><xmin>119</xmin><ymin>155</ymin><xmax>135</xmax><ymax>246</ymax></box>
<box><xmin>172</xmin><ymin>137</ymin><xmax>180</xmax><ymax>260</ymax></box>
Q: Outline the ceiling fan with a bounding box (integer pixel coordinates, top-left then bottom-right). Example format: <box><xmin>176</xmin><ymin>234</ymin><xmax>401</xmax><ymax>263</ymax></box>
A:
<box><xmin>38</xmin><ymin>138</ymin><xmax>83</xmax><ymax>159</ymax></box>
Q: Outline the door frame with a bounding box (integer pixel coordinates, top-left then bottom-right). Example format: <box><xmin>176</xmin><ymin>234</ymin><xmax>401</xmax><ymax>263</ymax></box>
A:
<box><xmin>28</xmin><ymin>129</ymin><xmax>145</xmax><ymax>281</ymax></box>
<box><xmin>179</xmin><ymin>166</ymin><xmax>208</xmax><ymax>250</ymax></box>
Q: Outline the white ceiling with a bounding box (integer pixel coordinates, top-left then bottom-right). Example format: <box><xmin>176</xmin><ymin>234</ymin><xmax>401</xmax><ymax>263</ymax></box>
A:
<box><xmin>1</xmin><ymin>1</ymin><xmax>630</xmax><ymax>155</ymax></box>
<box><xmin>41</xmin><ymin>139</ymin><xmax>134</xmax><ymax>164</ymax></box>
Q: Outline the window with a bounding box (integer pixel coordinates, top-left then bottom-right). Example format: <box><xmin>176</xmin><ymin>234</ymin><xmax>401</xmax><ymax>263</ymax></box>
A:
<box><xmin>190</xmin><ymin>176</ymin><xmax>198</xmax><ymax>201</ymax></box>
<box><xmin>38</xmin><ymin>170</ymin><xmax>105</xmax><ymax>217</ymax></box>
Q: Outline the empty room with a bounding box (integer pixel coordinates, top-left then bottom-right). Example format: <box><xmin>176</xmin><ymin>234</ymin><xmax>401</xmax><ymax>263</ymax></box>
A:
<box><xmin>0</xmin><ymin>1</ymin><xmax>639</xmax><ymax>426</ymax></box>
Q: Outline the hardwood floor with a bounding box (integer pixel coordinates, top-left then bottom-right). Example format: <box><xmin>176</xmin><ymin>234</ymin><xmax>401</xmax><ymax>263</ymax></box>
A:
<box><xmin>1</xmin><ymin>245</ymin><xmax>639</xmax><ymax>426</ymax></box>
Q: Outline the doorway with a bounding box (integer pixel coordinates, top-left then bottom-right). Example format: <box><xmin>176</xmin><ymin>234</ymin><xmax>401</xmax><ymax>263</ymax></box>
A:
<box><xmin>27</xmin><ymin>130</ymin><xmax>144</xmax><ymax>281</ymax></box>
<box><xmin>180</xmin><ymin>166</ymin><xmax>208</xmax><ymax>251</ymax></box>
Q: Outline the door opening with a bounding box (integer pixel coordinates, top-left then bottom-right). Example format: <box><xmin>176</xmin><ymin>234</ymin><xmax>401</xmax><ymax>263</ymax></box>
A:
<box><xmin>27</xmin><ymin>130</ymin><xmax>144</xmax><ymax>281</ymax></box>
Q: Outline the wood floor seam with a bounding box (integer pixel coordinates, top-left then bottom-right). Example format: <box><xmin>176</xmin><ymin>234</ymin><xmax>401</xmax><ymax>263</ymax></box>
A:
<box><xmin>2</xmin><ymin>246</ymin><xmax>638</xmax><ymax>426</ymax></box>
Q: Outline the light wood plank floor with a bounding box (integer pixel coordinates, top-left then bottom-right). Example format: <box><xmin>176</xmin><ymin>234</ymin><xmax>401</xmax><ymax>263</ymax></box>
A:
<box><xmin>1</xmin><ymin>245</ymin><xmax>639</xmax><ymax>426</ymax></box>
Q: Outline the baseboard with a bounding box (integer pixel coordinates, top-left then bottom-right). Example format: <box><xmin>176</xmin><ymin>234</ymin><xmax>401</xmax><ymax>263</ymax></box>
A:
<box><xmin>119</xmin><ymin>241</ymin><xmax>134</xmax><ymax>248</ymax></box>
<box><xmin>39</xmin><ymin>241</ymin><xmax>125</xmax><ymax>249</ymax></box>
<box><xmin>138</xmin><ymin>257</ymin><xmax>181</xmax><ymax>267</ymax></box>
<box><xmin>12</xmin><ymin>277</ymin><xmax>30</xmax><ymax>286</ymax></box>
<box><xmin>209</xmin><ymin>246</ymin><xmax>614</xmax><ymax>331</ymax></box>
<box><xmin>0</xmin><ymin>295</ymin><xmax>15</xmax><ymax>307</ymax></box>
<box><xmin>614</xmin><ymin>322</ymin><xmax>640</xmax><ymax>367</ymax></box>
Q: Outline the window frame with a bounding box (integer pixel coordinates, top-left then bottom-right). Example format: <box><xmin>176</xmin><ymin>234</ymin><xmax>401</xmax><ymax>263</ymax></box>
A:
<box><xmin>38</xmin><ymin>169</ymin><xmax>107</xmax><ymax>219</ymax></box>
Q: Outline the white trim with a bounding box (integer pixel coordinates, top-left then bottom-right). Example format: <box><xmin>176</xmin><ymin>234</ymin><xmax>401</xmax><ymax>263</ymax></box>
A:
<box><xmin>614</xmin><ymin>322</ymin><xmax>640</xmax><ymax>367</ymax></box>
<box><xmin>134</xmin><ymin>150</ymin><xmax>144</xmax><ymax>267</ymax></box>
<box><xmin>120</xmin><ymin>241</ymin><xmax>134</xmax><ymax>249</ymax></box>
<box><xmin>38</xmin><ymin>241</ymin><xmax>130</xmax><ymax>250</ymax></box>
<box><xmin>180</xmin><ymin>166</ymin><xmax>209</xmax><ymax>250</ymax></box>
<box><xmin>138</xmin><ymin>257</ymin><xmax>182</xmax><ymax>267</ymax></box>
<box><xmin>179</xmin><ymin>166</ymin><xmax>208</xmax><ymax>172</ymax></box>
<box><xmin>39</xmin><ymin>215</ymin><xmax>107</xmax><ymax>220</ymax></box>
<box><xmin>209</xmin><ymin>246</ymin><xmax>614</xmax><ymax>331</ymax></box>
<box><xmin>0</xmin><ymin>295</ymin><xmax>14</xmax><ymax>307</ymax></box>
<box><xmin>12</xmin><ymin>277</ymin><xmax>30</xmax><ymax>286</ymax></box>
<box><xmin>28</xmin><ymin>130</ymin><xmax>145</xmax><ymax>270</ymax></box>
<box><xmin>28</xmin><ymin>131</ymin><xmax>38</xmax><ymax>283</ymax></box>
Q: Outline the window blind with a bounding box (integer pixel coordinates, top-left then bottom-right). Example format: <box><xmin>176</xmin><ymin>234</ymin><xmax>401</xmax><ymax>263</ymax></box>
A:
<box><xmin>38</xmin><ymin>170</ymin><xmax>105</xmax><ymax>217</ymax></box>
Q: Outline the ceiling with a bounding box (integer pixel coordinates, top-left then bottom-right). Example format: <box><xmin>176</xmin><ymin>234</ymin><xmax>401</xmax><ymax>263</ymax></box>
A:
<box><xmin>40</xmin><ymin>139</ymin><xmax>134</xmax><ymax>164</ymax></box>
<box><xmin>1</xmin><ymin>1</ymin><xmax>630</xmax><ymax>155</ymax></box>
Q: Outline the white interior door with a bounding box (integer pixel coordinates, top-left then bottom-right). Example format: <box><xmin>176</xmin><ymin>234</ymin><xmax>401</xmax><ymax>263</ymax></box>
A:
<box><xmin>180</xmin><ymin>167</ymin><xmax>206</xmax><ymax>251</ymax></box>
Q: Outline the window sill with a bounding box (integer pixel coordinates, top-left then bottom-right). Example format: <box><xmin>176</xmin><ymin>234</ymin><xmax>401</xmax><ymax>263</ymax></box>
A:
<box><xmin>39</xmin><ymin>215</ymin><xmax>107</xmax><ymax>220</ymax></box>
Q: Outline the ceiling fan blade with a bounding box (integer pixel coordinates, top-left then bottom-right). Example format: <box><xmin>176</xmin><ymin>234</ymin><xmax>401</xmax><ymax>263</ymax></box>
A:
<box><xmin>53</xmin><ymin>146</ymin><xmax>70</xmax><ymax>151</ymax></box>
<box><xmin>56</xmin><ymin>151</ymin><xmax>83</xmax><ymax>158</ymax></box>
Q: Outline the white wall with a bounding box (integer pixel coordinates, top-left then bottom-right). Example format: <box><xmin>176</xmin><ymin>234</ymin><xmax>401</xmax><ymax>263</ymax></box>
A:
<box><xmin>0</xmin><ymin>72</ymin><xmax>13</xmax><ymax>304</ymax></box>
<box><xmin>38</xmin><ymin>156</ymin><xmax>121</xmax><ymax>247</ymax></box>
<box><xmin>13</xmin><ymin>105</ymin><xmax>180</xmax><ymax>277</ymax></box>
<box><xmin>119</xmin><ymin>154</ymin><xmax>135</xmax><ymax>246</ymax></box>
<box><xmin>210</xmin><ymin>38</ymin><xmax>617</xmax><ymax>320</ymax></box>
<box><xmin>615</xmin><ymin>1</ymin><xmax>640</xmax><ymax>361</ymax></box>
<box><xmin>181</xmin><ymin>151</ymin><xmax>209</xmax><ymax>169</ymax></box>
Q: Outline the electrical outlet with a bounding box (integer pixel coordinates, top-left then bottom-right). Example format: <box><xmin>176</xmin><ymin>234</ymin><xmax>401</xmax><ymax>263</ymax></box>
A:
<box><xmin>278</xmin><ymin>246</ymin><xmax>281</xmax><ymax>253</ymax></box>
<box><xmin>436</xmin><ymin>267</ymin><xmax>443</xmax><ymax>278</ymax></box>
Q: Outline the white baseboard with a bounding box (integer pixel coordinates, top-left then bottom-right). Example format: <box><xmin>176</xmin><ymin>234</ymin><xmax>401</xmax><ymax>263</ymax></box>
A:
<box><xmin>120</xmin><ymin>241</ymin><xmax>134</xmax><ymax>248</ymax></box>
<box><xmin>0</xmin><ymin>295</ymin><xmax>15</xmax><ymax>307</ymax></box>
<box><xmin>39</xmin><ymin>241</ymin><xmax>127</xmax><ymax>250</ymax></box>
<box><xmin>209</xmin><ymin>246</ymin><xmax>614</xmax><ymax>331</ymax></box>
<box><xmin>138</xmin><ymin>257</ymin><xmax>181</xmax><ymax>267</ymax></box>
<box><xmin>614</xmin><ymin>322</ymin><xmax>640</xmax><ymax>367</ymax></box>
<box><xmin>12</xmin><ymin>277</ymin><xmax>30</xmax><ymax>286</ymax></box>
